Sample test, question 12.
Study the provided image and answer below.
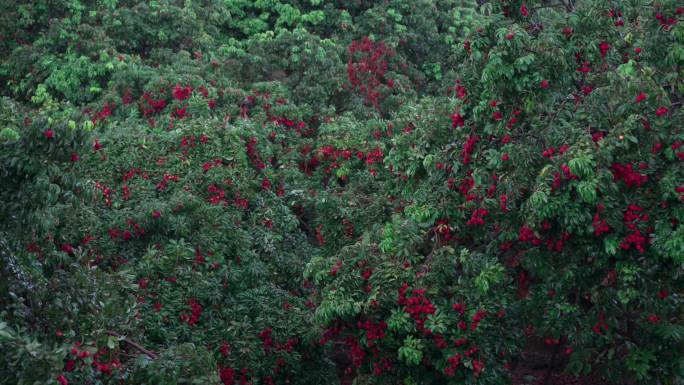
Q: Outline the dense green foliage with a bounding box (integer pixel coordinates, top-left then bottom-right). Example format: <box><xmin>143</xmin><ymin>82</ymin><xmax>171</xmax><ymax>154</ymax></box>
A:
<box><xmin>1</xmin><ymin>1</ymin><xmax>683</xmax><ymax>385</ymax></box>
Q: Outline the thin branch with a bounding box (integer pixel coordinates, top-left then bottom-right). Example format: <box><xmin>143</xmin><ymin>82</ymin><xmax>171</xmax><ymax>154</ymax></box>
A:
<box><xmin>530</xmin><ymin>3</ymin><xmax>568</xmax><ymax>12</ymax></box>
<box><xmin>542</xmin><ymin>343</ymin><xmax>561</xmax><ymax>385</ymax></box>
<box><xmin>561</xmin><ymin>0</ymin><xmax>576</xmax><ymax>12</ymax></box>
<box><xmin>107</xmin><ymin>331</ymin><xmax>158</xmax><ymax>359</ymax></box>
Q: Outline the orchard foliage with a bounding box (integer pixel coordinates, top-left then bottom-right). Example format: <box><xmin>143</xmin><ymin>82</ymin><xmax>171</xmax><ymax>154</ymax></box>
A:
<box><xmin>1</xmin><ymin>1</ymin><xmax>683</xmax><ymax>385</ymax></box>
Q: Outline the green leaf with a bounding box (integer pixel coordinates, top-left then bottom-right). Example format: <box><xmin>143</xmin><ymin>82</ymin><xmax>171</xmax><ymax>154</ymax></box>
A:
<box><xmin>398</xmin><ymin>336</ymin><xmax>423</xmax><ymax>366</ymax></box>
<box><xmin>107</xmin><ymin>336</ymin><xmax>117</xmax><ymax>349</ymax></box>
<box><xmin>604</xmin><ymin>236</ymin><xmax>619</xmax><ymax>256</ymax></box>
<box><xmin>577</xmin><ymin>180</ymin><xmax>597</xmax><ymax>204</ymax></box>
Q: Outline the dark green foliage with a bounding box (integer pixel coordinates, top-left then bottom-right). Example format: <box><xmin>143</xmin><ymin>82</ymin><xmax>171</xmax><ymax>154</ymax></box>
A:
<box><xmin>1</xmin><ymin>1</ymin><xmax>683</xmax><ymax>385</ymax></box>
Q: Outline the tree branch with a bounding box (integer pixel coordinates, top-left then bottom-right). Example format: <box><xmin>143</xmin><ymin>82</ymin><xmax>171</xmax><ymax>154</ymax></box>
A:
<box><xmin>107</xmin><ymin>331</ymin><xmax>158</xmax><ymax>359</ymax></box>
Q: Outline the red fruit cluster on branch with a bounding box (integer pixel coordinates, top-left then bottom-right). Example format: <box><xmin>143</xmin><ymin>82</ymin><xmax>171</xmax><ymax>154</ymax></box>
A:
<box><xmin>656</xmin><ymin>106</ymin><xmax>669</xmax><ymax>116</ymax></box>
<box><xmin>466</xmin><ymin>208</ymin><xmax>489</xmax><ymax>226</ymax></box>
<box><xmin>315</xmin><ymin>224</ymin><xmax>325</xmax><ymax>246</ymax></box>
<box><xmin>258</xmin><ymin>327</ymin><xmax>274</xmax><ymax>352</ymax></box>
<box><xmin>444</xmin><ymin>353</ymin><xmax>462</xmax><ymax>377</ymax></box>
<box><xmin>358</xmin><ymin>319</ymin><xmax>387</xmax><ymax>345</ymax></box>
<box><xmin>472</xmin><ymin>359</ymin><xmax>485</xmax><ymax>377</ymax></box>
<box><xmin>364</xmin><ymin>147</ymin><xmax>384</xmax><ymax>166</ymax></box>
<box><xmin>518</xmin><ymin>224</ymin><xmax>541</xmax><ymax>245</ymax></box>
<box><xmin>246</xmin><ymin>137</ymin><xmax>266</xmax><ymax>170</ymax></box>
<box><xmin>451</xmin><ymin>113</ymin><xmax>464</xmax><ymax>128</ymax></box>
<box><xmin>470</xmin><ymin>309</ymin><xmax>487</xmax><ymax>331</ymax></box>
<box><xmin>620</xmin><ymin>204</ymin><xmax>650</xmax><ymax>253</ymax></box>
<box><xmin>461</xmin><ymin>135</ymin><xmax>479</xmax><ymax>165</ymax></box>
<box><xmin>155</xmin><ymin>173</ymin><xmax>179</xmax><ymax>191</ymax></box>
<box><xmin>520</xmin><ymin>3</ymin><xmax>529</xmax><ymax>17</ymax></box>
<box><xmin>346</xmin><ymin>337</ymin><xmax>366</xmax><ymax>368</ymax></box>
<box><xmin>219</xmin><ymin>367</ymin><xmax>235</xmax><ymax>385</ymax></box>
<box><xmin>319</xmin><ymin>325</ymin><xmax>343</xmax><ymax>346</ymax></box>
<box><xmin>599</xmin><ymin>41</ymin><xmax>611</xmax><ymax>58</ymax></box>
<box><xmin>141</xmin><ymin>92</ymin><xmax>167</xmax><ymax>116</ymax></box>
<box><xmin>328</xmin><ymin>259</ymin><xmax>342</xmax><ymax>276</ymax></box>
<box><xmin>92</xmin><ymin>102</ymin><xmax>116</xmax><ymax>124</ymax></box>
<box><xmin>172</xmin><ymin>84</ymin><xmax>192</xmax><ymax>101</ymax></box>
<box><xmin>434</xmin><ymin>218</ymin><xmax>454</xmax><ymax>242</ymax></box>
<box><xmin>372</xmin><ymin>357</ymin><xmax>393</xmax><ymax>376</ymax></box>
<box><xmin>676</xmin><ymin>186</ymin><xmax>684</xmax><ymax>202</ymax></box>
<box><xmin>592</xmin><ymin>204</ymin><xmax>611</xmax><ymax>236</ymax></box>
<box><xmin>655</xmin><ymin>10</ymin><xmax>681</xmax><ymax>30</ymax></box>
<box><xmin>347</xmin><ymin>37</ymin><xmax>395</xmax><ymax>111</ymax></box>
<box><xmin>399</xmin><ymin>285</ymin><xmax>436</xmax><ymax>332</ymax></box>
<box><xmin>94</xmin><ymin>181</ymin><xmax>115</xmax><ymax>206</ymax></box>
<box><xmin>207</xmin><ymin>184</ymin><xmax>225</xmax><ymax>205</ymax></box>
<box><xmin>179</xmin><ymin>298</ymin><xmax>203</xmax><ymax>326</ymax></box>
<box><xmin>592</xmin><ymin>312</ymin><xmax>609</xmax><ymax>335</ymax></box>
<box><xmin>447</xmin><ymin>80</ymin><xmax>468</xmax><ymax>99</ymax></box>
<box><xmin>611</xmin><ymin>163</ymin><xmax>648</xmax><ymax>187</ymax></box>
<box><xmin>455</xmin><ymin>171</ymin><xmax>474</xmax><ymax>196</ymax></box>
